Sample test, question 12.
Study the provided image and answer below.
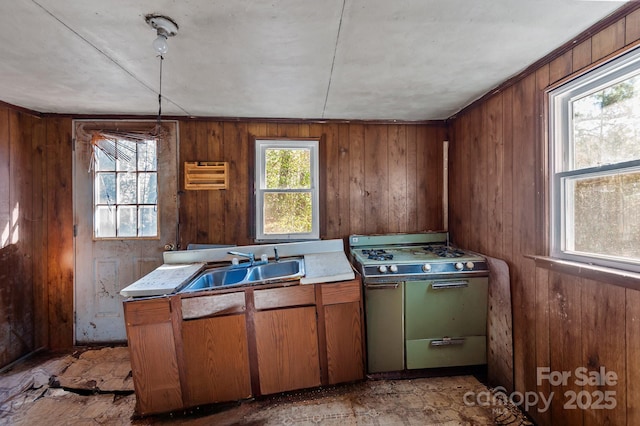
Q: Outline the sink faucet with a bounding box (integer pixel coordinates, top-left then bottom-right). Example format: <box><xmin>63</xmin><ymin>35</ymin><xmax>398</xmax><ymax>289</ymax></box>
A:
<box><xmin>274</xmin><ymin>246</ymin><xmax>280</xmax><ymax>262</ymax></box>
<box><xmin>228</xmin><ymin>251</ymin><xmax>255</xmax><ymax>266</ymax></box>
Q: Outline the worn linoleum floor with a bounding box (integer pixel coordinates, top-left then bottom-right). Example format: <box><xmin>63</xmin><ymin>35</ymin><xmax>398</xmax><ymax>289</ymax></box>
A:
<box><xmin>0</xmin><ymin>347</ymin><xmax>531</xmax><ymax>425</ymax></box>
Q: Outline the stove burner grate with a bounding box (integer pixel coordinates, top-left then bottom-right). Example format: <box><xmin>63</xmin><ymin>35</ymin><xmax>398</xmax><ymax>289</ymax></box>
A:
<box><xmin>362</xmin><ymin>249</ymin><xmax>394</xmax><ymax>261</ymax></box>
<box><xmin>424</xmin><ymin>245</ymin><xmax>465</xmax><ymax>258</ymax></box>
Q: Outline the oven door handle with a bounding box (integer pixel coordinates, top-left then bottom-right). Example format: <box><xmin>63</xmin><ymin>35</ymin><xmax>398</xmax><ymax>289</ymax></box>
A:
<box><xmin>431</xmin><ymin>280</ymin><xmax>469</xmax><ymax>290</ymax></box>
<box><xmin>430</xmin><ymin>337</ymin><xmax>466</xmax><ymax>346</ymax></box>
<box><xmin>365</xmin><ymin>283</ymin><xmax>400</xmax><ymax>290</ymax></box>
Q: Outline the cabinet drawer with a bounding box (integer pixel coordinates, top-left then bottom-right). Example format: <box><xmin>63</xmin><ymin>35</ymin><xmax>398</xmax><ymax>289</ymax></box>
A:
<box><xmin>182</xmin><ymin>292</ymin><xmax>245</xmax><ymax>319</ymax></box>
<box><xmin>406</xmin><ymin>335</ymin><xmax>487</xmax><ymax>369</ymax></box>
<box><xmin>124</xmin><ymin>299</ymin><xmax>171</xmax><ymax>326</ymax></box>
<box><xmin>254</xmin><ymin>285</ymin><xmax>315</xmax><ymax>310</ymax></box>
<box><xmin>320</xmin><ymin>279</ymin><xmax>361</xmax><ymax>305</ymax></box>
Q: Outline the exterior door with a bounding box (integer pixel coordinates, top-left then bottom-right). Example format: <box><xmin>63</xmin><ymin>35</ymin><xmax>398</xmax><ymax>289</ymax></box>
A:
<box><xmin>73</xmin><ymin>121</ymin><xmax>178</xmax><ymax>343</ymax></box>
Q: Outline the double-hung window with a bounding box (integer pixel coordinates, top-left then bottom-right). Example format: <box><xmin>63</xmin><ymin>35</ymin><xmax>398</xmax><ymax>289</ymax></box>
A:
<box><xmin>549</xmin><ymin>47</ymin><xmax>640</xmax><ymax>272</ymax></box>
<box><xmin>255</xmin><ymin>139</ymin><xmax>319</xmax><ymax>241</ymax></box>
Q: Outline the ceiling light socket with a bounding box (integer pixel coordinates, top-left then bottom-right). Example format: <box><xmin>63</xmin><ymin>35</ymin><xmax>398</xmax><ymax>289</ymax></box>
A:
<box><xmin>145</xmin><ymin>14</ymin><xmax>179</xmax><ymax>38</ymax></box>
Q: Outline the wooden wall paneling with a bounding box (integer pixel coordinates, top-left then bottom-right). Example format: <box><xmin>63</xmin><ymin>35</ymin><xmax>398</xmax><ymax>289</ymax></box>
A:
<box><xmin>454</xmin><ymin>114</ymin><xmax>471</xmax><ymax>247</ymax></box>
<box><xmin>549</xmin><ymin>51</ymin><xmax>573</xmax><ymax>85</ymax></box>
<box><xmin>266</xmin><ymin>123</ymin><xmax>279</xmax><ymax>137</ymax></box>
<box><xmin>446</xmin><ymin>119</ymin><xmax>460</xmax><ymax>239</ymax></box>
<box><xmin>0</xmin><ymin>106</ymin><xmax>9</xmax><ymax>366</ymax></box>
<box><xmin>484</xmin><ymin>94</ymin><xmax>504</xmax><ymax>256</ymax></box>
<box><xmin>424</xmin><ymin>125</ymin><xmax>445</xmax><ymax>232</ymax></box>
<box><xmin>298</xmin><ymin>123</ymin><xmax>310</xmax><ymax>138</ymax></box>
<box><xmin>535</xmin><ymin>65</ymin><xmax>550</xmax><ymax>256</ymax></box>
<box><xmin>12</xmin><ymin>111</ymin><xmax>35</xmax><ymax>357</ymax></box>
<box><xmin>548</xmin><ymin>272</ymin><xmax>583</xmax><ymax>426</ymax></box>
<box><xmin>223</xmin><ymin>122</ymin><xmax>250</xmax><ymax>246</ymax></box>
<box><xmin>591</xmin><ymin>18</ymin><xmax>626</xmax><ymax>62</ymax></box>
<box><xmin>178</xmin><ymin>121</ymin><xmax>198</xmax><ymax>248</ymax></box>
<box><xmin>207</xmin><ymin>122</ymin><xmax>226</xmax><ymax>243</ymax></box>
<box><xmin>46</xmin><ymin>117</ymin><xmax>73</xmax><ymax>349</ymax></box>
<box><xmin>323</xmin><ymin>123</ymin><xmax>340</xmax><ymax>239</ymax></box>
<box><xmin>387</xmin><ymin>124</ymin><xmax>406</xmax><ymax>233</ymax></box>
<box><xmin>415</xmin><ymin>125</ymin><xmax>428</xmax><ymax>232</ymax></box>
<box><xmin>501</xmin><ymin>86</ymin><xmax>514</xmax><ymax>262</ymax></box>
<box><xmin>276</xmin><ymin>123</ymin><xmax>299</xmax><ymax>138</ymax></box>
<box><xmin>625</xmin><ymin>8</ymin><xmax>640</xmax><ymax>44</ymax></box>
<box><xmin>469</xmin><ymin>106</ymin><xmax>486</xmax><ymax>253</ymax></box>
<box><xmin>405</xmin><ymin>125</ymin><xmax>418</xmax><ymax>231</ymax></box>
<box><xmin>626</xmin><ymin>288</ymin><xmax>640</xmax><ymax>424</ymax></box>
<box><xmin>337</xmin><ymin>124</ymin><xmax>351</xmax><ymax>238</ymax></box>
<box><xmin>581</xmin><ymin>280</ymin><xmax>626</xmax><ymax>426</ymax></box>
<box><xmin>31</xmin><ymin>117</ymin><xmax>48</xmax><ymax>349</ymax></box>
<box><xmin>572</xmin><ymin>39</ymin><xmax>593</xmax><ymax>72</ymax></box>
<box><xmin>363</xmin><ymin>125</ymin><xmax>388</xmax><ymax>234</ymax></box>
<box><xmin>195</xmin><ymin>123</ymin><xmax>211</xmax><ymax>243</ymax></box>
<box><xmin>534</xmin><ymin>267</ymin><xmax>551</xmax><ymax>425</ymax></box>
<box><xmin>348</xmin><ymin>123</ymin><xmax>365</xmax><ymax>235</ymax></box>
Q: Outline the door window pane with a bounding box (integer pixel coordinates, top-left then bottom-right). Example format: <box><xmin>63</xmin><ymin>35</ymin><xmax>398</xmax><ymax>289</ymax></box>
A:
<box><xmin>93</xmin><ymin>138</ymin><xmax>158</xmax><ymax>238</ymax></box>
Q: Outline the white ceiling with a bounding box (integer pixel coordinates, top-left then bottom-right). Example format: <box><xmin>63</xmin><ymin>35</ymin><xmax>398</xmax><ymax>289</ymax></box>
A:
<box><xmin>0</xmin><ymin>0</ymin><xmax>628</xmax><ymax>120</ymax></box>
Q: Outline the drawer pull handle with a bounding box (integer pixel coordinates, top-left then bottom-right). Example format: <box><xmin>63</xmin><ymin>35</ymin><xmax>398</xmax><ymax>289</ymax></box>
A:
<box><xmin>431</xmin><ymin>281</ymin><xmax>469</xmax><ymax>290</ymax></box>
<box><xmin>430</xmin><ymin>337</ymin><xmax>466</xmax><ymax>346</ymax></box>
<box><xmin>365</xmin><ymin>283</ymin><xmax>400</xmax><ymax>290</ymax></box>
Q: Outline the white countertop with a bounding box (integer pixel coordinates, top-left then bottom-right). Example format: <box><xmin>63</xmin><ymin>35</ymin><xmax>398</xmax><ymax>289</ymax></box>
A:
<box><xmin>120</xmin><ymin>239</ymin><xmax>355</xmax><ymax>298</ymax></box>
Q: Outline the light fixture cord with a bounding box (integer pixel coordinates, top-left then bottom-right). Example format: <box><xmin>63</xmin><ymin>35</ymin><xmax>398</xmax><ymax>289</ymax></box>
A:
<box><xmin>157</xmin><ymin>54</ymin><xmax>163</xmax><ymax>128</ymax></box>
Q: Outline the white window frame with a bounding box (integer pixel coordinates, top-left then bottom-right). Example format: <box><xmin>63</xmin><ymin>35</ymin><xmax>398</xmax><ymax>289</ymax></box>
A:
<box><xmin>549</xmin><ymin>46</ymin><xmax>640</xmax><ymax>273</ymax></box>
<box><xmin>255</xmin><ymin>139</ymin><xmax>320</xmax><ymax>241</ymax></box>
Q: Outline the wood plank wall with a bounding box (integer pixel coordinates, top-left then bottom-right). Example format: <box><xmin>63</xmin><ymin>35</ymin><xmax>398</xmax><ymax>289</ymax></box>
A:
<box><xmin>0</xmin><ymin>108</ymin><xmax>72</xmax><ymax>366</ymax></box>
<box><xmin>0</xmin><ymin>112</ymin><xmax>445</xmax><ymax>364</ymax></box>
<box><xmin>448</xmin><ymin>6</ymin><xmax>640</xmax><ymax>425</ymax></box>
<box><xmin>178</xmin><ymin>121</ymin><xmax>446</xmax><ymax>247</ymax></box>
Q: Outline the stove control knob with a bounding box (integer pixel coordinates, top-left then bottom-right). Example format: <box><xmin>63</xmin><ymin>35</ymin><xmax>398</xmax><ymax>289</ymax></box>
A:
<box><xmin>378</xmin><ymin>265</ymin><xmax>388</xmax><ymax>273</ymax></box>
<box><xmin>455</xmin><ymin>262</ymin><xmax>464</xmax><ymax>270</ymax></box>
<box><xmin>422</xmin><ymin>264</ymin><xmax>432</xmax><ymax>272</ymax></box>
<box><xmin>465</xmin><ymin>261</ymin><xmax>474</xmax><ymax>270</ymax></box>
<box><xmin>389</xmin><ymin>264</ymin><xmax>398</xmax><ymax>273</ymax></box>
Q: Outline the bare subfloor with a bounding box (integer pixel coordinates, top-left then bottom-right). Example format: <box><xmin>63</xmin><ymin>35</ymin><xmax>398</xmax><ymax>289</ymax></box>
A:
<box><xmin>0</xmin><ymin>347</ymin><xmax>532</xmax><ymax>425</ymax></box>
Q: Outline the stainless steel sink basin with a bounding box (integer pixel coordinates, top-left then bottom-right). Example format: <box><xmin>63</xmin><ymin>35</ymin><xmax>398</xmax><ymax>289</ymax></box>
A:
<box><xmin>180</xmin><ymin>258</ymin><xmax>305</xmax><ymax>292</ymax></box>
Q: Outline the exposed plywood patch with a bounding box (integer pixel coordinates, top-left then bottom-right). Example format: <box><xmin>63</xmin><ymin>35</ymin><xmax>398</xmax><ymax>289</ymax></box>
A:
<box><xmin>55</xmin><ymin>347</ymin><xmax>133</xmax><ymax>393</ymax></box>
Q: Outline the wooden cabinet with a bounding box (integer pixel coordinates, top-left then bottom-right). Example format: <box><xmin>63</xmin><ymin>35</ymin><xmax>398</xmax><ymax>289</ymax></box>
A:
<box><xmin>123</xmin><ymin>298</ymin><xmax>183</xmax><ymax>416</ymax></box>
<box><xmin>319</xmin><ymin>280</ymin><xmax>365</xmax><ymax>384</ymax></box>
<box><xmin>253</xmin><ymin>285</ymin><xmax>320</xmax><ymax>395</ymax></box>
<box><xmin>180</xmin><ymin>292</ymin><xmax>251</xmax><ymax>406</ymax></box>
<box><xmin>124</xmin><ymin>277</ymin><xmax>364</xmax><ymax>415</ymax></box>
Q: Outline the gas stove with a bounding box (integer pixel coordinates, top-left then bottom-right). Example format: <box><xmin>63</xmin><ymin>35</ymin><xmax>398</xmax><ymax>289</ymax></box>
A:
<box><xmin>349</xmin><ymin>232</ymin><xmax>488</xmax><ymax>283</ymax></box>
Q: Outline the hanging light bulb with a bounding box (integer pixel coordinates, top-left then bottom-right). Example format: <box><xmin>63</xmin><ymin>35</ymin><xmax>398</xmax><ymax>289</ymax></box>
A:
<box><xmin>145</xmin><ymin>15</ymin><xmax>178</xmax><ymax>56</ymax></box>
<box><xmin>152</xmin><ymin>34</ymin><xmax>169</xmax><ymax>55</ymax></box>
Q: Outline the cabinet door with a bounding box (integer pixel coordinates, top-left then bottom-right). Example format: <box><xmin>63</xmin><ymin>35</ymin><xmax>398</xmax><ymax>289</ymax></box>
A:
<box><xmin>324</xmin><ymin>301</ymin><xmax>364</xmax><ymax>384</ymax></box>
<box><xmin>254</xmin><ymin>306</ymin><xmax>321</xmax><ymax>395</ymax></box>
<box><xmin>124</xmin><ymin>299</ymin><xmax>183</xmax><ymax>415</ymax></box>
<box><xmin>182</xmin><ymin>314</ymin><xmax>252</xmax><ymax>406</ymax></box>
<box><xmin>321</xmin><ymin>279</ymin><xmax>364</xmax><ymax>385</ymax></box>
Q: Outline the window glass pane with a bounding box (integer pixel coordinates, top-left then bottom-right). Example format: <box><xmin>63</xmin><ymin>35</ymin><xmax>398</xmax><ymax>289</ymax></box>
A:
<box><xmin>565</xmin><ymin>169</ymin><xmax>640</xmax><ymax>260</ymax></box>
<box><xmin>265</xmin><ymin>148</ymin><xmax>311</xmax><ymax>189</ymax></box>
<box><xmin>116</xmin><ymin>140</ymin><xmax>137</xmax><ymax>172</ymax></box>
<box><xmin>139</xmin><ymin>206</ymin><xmax>158</xmax><ymax>237</ymax></box>
<box><xmin>95</xmin><ymin>173</ymin><xmax>116</xmax><ymax>205</ymax></box>
<box><xmin>95</xmin><ymin>147</ymin><xmax>115</xmax><ymax>171</ymax></box>
<box><xmin>117</xmin><ymin>206</ymin><xmax>137</xmax><ymax>237</ymax></box>
<box><xmin>138</xmin><ymin>140</ymin><xmax>157</xmax><ymax>171</ymax></box>
<box><xmin>138</xmin><ymin>173</ymin><xmax>157</xmax><ymax>204</ymax></box>
<box><xmin>263</xmin><ymin>192</ymin><xmax>312</xmax><ymax>234</ymax></box>
<box><xmin>572</xmin><ymin>76</ymin><xmax>640</xmax><ymax>170</ymax></box>
<box><xmin>117</xmin><ymin>173</ymin><xmax>137</xmax><ymax>204</ymax></box>
<box><xmin>95</xmin><ymin>206</ymin><xmax>116</xmax><ymax>238</ymax></box>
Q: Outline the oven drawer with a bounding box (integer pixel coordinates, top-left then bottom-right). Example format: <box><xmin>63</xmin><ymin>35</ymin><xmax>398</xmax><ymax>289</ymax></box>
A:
<box><xmin>405</xmin><ymin>277</ymin><xmax>488</xmax><ymax>340</ymax></box>
<box><xmin>406</xmin><ymin>335</ymin><xmax>487</xmax><ymax>369</ymax></box>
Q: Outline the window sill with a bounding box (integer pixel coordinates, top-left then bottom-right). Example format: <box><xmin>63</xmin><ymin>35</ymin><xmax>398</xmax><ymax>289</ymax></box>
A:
<box><xmin>527</xmin><ymin>255</ymin><xmax>640</xmax><ymax>291</ymax></box>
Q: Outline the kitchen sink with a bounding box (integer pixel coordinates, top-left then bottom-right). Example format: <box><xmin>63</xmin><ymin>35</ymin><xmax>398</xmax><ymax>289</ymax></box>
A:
<box><xmin>180</xmin><ymin>258</ymin><xmax>305</xmax><ymax>292</ymax></box>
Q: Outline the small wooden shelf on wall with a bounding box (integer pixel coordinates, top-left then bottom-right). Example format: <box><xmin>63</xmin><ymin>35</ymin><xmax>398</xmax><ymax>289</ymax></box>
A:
<box><xmin>184</xmin><ymin>161</ymin><xmax>229</xmax><ymax>190</ymax></box>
